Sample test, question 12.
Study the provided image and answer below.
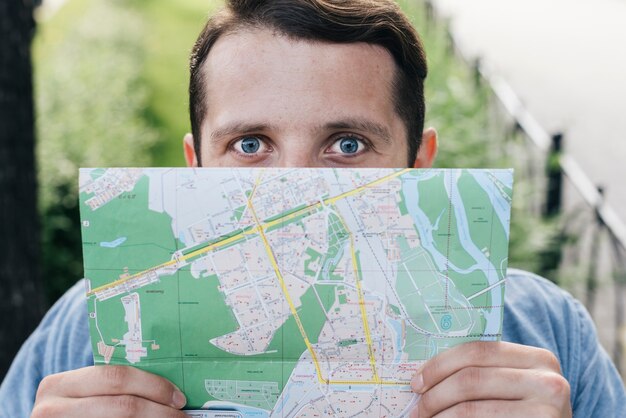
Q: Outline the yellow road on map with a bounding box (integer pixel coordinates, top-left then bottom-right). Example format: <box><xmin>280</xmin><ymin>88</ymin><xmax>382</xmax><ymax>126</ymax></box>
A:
<box><xmin>336</xmin><ymin>212</ymin><xmax>380</xmax><ymax>383</ymax></box>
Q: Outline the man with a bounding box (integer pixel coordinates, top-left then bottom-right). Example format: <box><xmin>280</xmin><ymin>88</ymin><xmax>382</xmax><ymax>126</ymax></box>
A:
<box><xmin>1</xmin><ymin>0</ymin><xmax>625</xmax><ymax>417</ymax></box>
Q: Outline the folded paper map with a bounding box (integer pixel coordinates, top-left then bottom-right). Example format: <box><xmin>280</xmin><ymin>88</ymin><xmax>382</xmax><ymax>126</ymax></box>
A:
<box><xmin>79</xmin><ymin>167</ymin><xmax>513</xmax><ymax>416</ymax></box>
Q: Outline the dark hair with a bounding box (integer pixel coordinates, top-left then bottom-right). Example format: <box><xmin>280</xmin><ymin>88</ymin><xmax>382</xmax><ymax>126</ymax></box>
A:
<box><xmin>189</xmin><ymin>0</ymin><xmax>427</xmax><ymax>166</ymax></box>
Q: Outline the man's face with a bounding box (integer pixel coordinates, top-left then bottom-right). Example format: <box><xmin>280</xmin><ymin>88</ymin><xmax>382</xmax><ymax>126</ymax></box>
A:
<box><xmin>184</xmin><ymin>28</ymin><xmax>436</xmax><ymax>168</ymax></box>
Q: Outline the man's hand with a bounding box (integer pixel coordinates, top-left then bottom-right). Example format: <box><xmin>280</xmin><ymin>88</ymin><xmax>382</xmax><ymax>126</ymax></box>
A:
<box><xmin>32</xmin><ymin>365</ymin><xmax>187</xmax><ymax>418</ymax></box>
<box><xmin>410</xmin><ymin>341</ymin><xmax>572</xmax><ymax>418</ymax></box>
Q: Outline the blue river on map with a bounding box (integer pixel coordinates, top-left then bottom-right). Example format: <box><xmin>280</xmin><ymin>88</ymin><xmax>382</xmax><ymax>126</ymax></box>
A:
<box><xmin>386</xmin><ymin>317</ymin><xmax>404</xmax><ymax>363</ymax></box>
<box><xmin>401</xmin><ymin>170</ymin><xmax>511</xmax><ymax>336</ymax></box>
<box><xmin>99</xmin><ymin>237</ymin><xmax>127</xmax><ymax>248</ymax></box>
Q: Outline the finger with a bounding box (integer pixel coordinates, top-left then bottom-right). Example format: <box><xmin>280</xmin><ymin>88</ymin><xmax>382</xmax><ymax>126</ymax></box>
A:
<box><xmin>37</xmin><ymin>366</ymin><xmax>186</xmax><ymax>409</ymax></box>
<box><xmin>411</xmin><ymin>341</ymin><xmax>561</xmax><ymax>394</ymax></box>
<box><xmin>417</xmin><ymin>367</ymin><xmax>568</xmax><ymax>417</ymax></box>
<box><xmin>32</xmin><ymin>395</ymin><xmax>187</xmax><ymax>418</ymax></box>
<box><xmin>430</xmin><ymin>400</ymin><xmax>561</xmax><ymax>418</ymax></box>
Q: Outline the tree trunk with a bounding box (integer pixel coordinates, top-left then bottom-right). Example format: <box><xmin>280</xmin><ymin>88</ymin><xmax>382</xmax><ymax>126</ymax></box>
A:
<box><xmin>0</xmin><ymin>0</ymin><xmax>44</xmax><ymax>380</ymax></box>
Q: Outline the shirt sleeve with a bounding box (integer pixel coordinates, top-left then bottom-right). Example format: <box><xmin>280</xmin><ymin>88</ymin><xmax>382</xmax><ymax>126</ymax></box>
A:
<box><xmin>504</xmin><ymin>270</ymin><xmax>626</xmax><ymax>417</ymax></box>
<box><xmin>0</xmin><ymin>280</ymin><xmax>94</xmax><ymax>418</ymax></box>
<box><xmin>570</xmin><ymin>296</ymin><xmax>626</xmax><ymax>417</ymax></box>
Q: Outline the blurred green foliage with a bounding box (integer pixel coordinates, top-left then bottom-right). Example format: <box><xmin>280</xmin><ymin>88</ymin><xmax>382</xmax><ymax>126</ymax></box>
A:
<box><xmin>34</xmin><ymin>0</ymin><xmax>213</xmax><ymax>302</ymax></box>
<box><xmin>35</xmin><ymin>0</ymin><xmax>560</xmax><ymax>304</ymax></box>
<box><xmin>36</xmin><ymin>1</ymin><xmax>157</xmax><ymax>209</ymax></box>
<box><xmin>138</xmin><ymin>0</ymin><xmax>219</xmax><ymax>166</ymax></box>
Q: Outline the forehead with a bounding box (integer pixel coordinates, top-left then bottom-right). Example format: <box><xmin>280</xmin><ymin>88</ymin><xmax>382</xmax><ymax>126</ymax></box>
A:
<box><xmin>200</xmin><ymin>28</ymin><xmax>403</xmax><ymax>136</ymax></box>
<box><xmin>206</xmin><ymin>27</ymin><xmax>397</xmax><ymax>76</ymax></box>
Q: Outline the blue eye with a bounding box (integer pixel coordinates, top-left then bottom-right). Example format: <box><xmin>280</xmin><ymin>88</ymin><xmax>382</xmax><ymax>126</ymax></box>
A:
<box><xmin>339</xmin><ymin>137</ymin><xmax>359</xmax><ymax>154</ymax></box>
<box><xmin>326</xmin><ymin>135</ymin><xmax>367</xmax><ymax>157</ymax></box>
<box><xmin>240</xmin><ymin>136</ymin><xmax>260</xmax><ymax>154</ymax></box>
<box><xmin>231</xmin><ymin>135</ymin><xmax>270</xmax><ymax>159</ymax></box>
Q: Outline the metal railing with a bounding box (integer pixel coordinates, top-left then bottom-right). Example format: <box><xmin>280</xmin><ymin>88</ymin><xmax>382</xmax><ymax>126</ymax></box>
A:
<box><xmin>423</xmin><ymin>0</ymin><xmax>626</xmax><ymax>377</ymax></box>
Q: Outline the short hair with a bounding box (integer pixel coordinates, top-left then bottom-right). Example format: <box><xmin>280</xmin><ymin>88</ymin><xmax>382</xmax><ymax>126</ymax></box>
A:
<box><xmin>189</xmin><ymin>0</ymin><xmax>427</xmax><ymax>166</ymax></box>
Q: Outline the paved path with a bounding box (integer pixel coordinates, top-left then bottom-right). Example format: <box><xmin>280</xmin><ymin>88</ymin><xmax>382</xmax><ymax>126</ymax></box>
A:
<box><xmin>432</xmin><ymin>0</ymin><xmax>626</xmax><ymax>222</ymax></box>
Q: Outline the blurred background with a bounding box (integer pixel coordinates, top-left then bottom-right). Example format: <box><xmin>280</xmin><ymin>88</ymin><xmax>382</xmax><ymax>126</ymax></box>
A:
<box><xmin>1</xmin><ymin>0</ymin><xmax>625</xmax><ymax>383</ymax></box>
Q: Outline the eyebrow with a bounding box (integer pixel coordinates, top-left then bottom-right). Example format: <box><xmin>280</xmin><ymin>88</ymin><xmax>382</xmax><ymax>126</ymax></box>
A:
<box><xmin>209</xmin><ymin>122</ymin><xmax>277</xmax><ymax>143</ymax></box>
<box><xmin>208</xmin><ymin>118</ymin><xmax>393</xmax><ymax>144</ymax></box>
<box><xmin>323</xmin><ymin>118</ymin><xmax>392</xmax><ymax>144</ymax></box>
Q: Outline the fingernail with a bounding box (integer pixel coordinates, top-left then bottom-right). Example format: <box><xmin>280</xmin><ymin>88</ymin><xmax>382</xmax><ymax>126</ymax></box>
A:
<box><xmin>172</xmin><ymin>389</ymin><xmax>186</xmax><ymax>409</ymax></box>
<box><xmin>411</xmin><ymin>373</ymin><xmax>424</xmax><ymax>393</ymax></box>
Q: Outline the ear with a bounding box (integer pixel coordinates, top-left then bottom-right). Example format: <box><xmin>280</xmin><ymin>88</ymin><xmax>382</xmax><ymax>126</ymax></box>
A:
<box><xmin>412</xmin><ymin>127</ymin><xmax>438</xmax><ymax>168</ymax></box>
<box><xmin>183</xmin><ymin>133</ymin><xmax>198</xmax><ymax>167</ymax></box>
